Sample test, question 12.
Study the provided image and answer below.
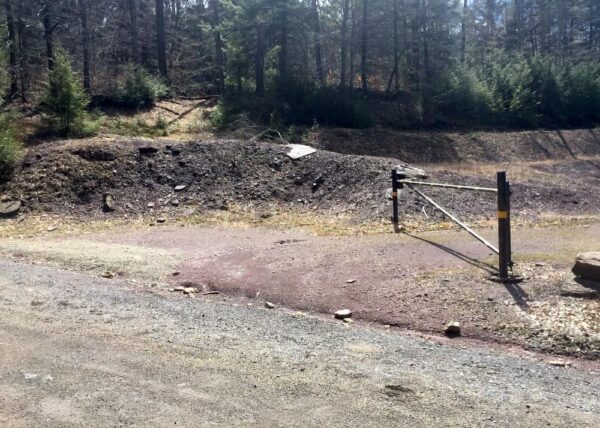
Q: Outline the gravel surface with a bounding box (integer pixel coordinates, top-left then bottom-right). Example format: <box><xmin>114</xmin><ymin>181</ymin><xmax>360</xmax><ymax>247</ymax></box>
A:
<box><xmin>1</xmin><ymin>260</ymin><xmax>599</xmax><ymax>427</ymax></box>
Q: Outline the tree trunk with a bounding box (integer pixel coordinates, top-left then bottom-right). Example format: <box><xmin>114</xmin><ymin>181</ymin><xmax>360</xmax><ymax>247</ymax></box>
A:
<box><xmin>311</xmin><ymin>0</ymin><xmax>324</xmax><ymax>84</ymax></box>
<box><xmin>128</xmin><ymin>0</ymin><xmax>140</xmax><ymax>63</ymax></box>
<box><xmin>386</xmin><ymin>0</ymin><xmax>400</xmax><ymax>92</ymax></box>
<box><xmin>279</xmin><ymin>0</ymin><xmax>288</xmax><ymax>83</ymax></box>
<box><xmin>4</xmin><ymin>0</ymin><xmax>18</xmax><ymax>99</ymax></box>
<box><xmin>41</xmin><ymin>1</ymin><xmax>54</xmax><ymax>70</ymax></box>
<box><xmin>16</xmin><ymin>2</ymin><xmax>27</xmax><ymax>102</ymax></box>
<box><xmin>460</xmin><ymin>0</ymin><xmax>467</xmax><ymax>63</ymax></box>
<box><xmin>155</xmin><ymin>0</ymin><xmax>168</xmax><ymax>81</ymax></box>
<box><xmin>255</xmin><ymin>22</ymin><xmax>265</xmax><ymax>96</ymax></box>
<box><xmin>209</xmin><ymin>0</ymin><xmax>224</xmax><ymax>94</ymax></box>
<box><xmin>340</xmin><ymin>0</ymin><xmax>349</xmax><ymax>87</ymax></box>
<box><xmin>79</xmin><ymin>0</ymin><xmax>91</xmax><ymax>93</ymax></box>
<box><xmin>360</xmin><ymin>0</ymin><xmax>368</xmax><ymax>92</ymax></box>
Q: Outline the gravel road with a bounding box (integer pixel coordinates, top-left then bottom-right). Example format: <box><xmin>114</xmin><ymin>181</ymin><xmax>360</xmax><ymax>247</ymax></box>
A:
<box><xmin>1</xmin><ymin>260</ymin><xmax>599</xmax><ymax>427</ymax></box>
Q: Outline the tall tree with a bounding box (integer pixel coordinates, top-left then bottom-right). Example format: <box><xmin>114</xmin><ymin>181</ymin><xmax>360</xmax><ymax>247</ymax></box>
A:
<box><xmin>311</xmin><ymin>0</ymin><xmax>324</xmax><ymax>84</ymax></box>
<box><xmin>78</xmin><ymin>0</ymin><xmax>91</xmax><ymax>92</ymax></box>
<box><xmin>3</xmin><ymin>0</ymin><xmax>18</xmax><ymax>99</ymax></box>
<box><xmin>255</xmin><ymin>21</ymin><xmax>265</xmax><ymax>95</ymax></box>
<box><xmin>360</xmin><ymin>0</ymin><xmax>368</xmax><ymax>91</ymax></box>
<box><xmin>155</xmin><ymin>0</ymin><xmax>168</xmax><ymax>81</ymax></box>
<box><xmin>128</xmin><ymin>0</ymin><xmax>140</xmax><ymax>63</ymax></box>
<box><xmin>41</xmin><ymin>1</ymin><xmax>54</xmax><ymax>70</ymax></box>
<box><xmin>340</xmin><ymin>0</ymin><xmax>350</xmax><ymax>87</ymax></box>
<box><xmin>461</xmin><ymin>0</ymin><xmax>468</xmax><ymax>63</ymax></box>
<box><xmin>210</xmin><ymin>0</ymin><xmax>224</xmax><ymax>93</ymax></box>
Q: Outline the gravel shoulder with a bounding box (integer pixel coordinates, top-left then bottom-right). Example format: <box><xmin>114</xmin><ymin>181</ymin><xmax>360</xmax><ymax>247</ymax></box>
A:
<box><xmin>1</xmin><ymin>260</ymin><xmax>599</xmax><ymax>427</ymax></box>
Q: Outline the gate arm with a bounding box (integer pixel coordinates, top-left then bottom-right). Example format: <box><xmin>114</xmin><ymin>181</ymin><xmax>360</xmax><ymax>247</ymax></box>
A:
<box><xmin>408</xmin><ymin>184</ymin><xmax>500</xmax><ymax>255</ymax></box>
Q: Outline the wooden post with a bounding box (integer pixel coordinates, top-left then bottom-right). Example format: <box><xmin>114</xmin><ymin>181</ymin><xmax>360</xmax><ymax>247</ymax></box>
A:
<box><xmin>497</xmin><ymin>172</ymin><xmax>512</xmax><ymax>280</ymax></box>
<box><xmin>392</xmin><ymin>169</ymin><xmax>399</xmax><ymax>230</ymax></box>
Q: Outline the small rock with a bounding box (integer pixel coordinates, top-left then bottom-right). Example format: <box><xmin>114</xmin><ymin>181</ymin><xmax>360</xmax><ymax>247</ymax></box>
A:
<box><xmin>103</xmin><ymin>194</ymin><xmax>116</xmax><ymax>212</ymax></box>
<box><xmin>139</xmin><ymin>146</ymin><xmax>159</xmax><ymax>156</ymax></box>
<box><xmin>147</xmin><ymin>202</ymin><xmax>155</xmax><ymax>208</ymax></box>
<box><xmin>444</xmin><ymin>321</ymin><xmax>461</xmax><ymax>337</ymax></box>
<box><xmin>100</xmin><ymin>271</ymin><xmax>115</xmax><ymax>279</ymax></box>
<box><xmin>157</xmin><ymin>218</ymin><xmax>166</xmax><ymax>224</ymax></box>
<box><xmin>172</xmin><ymin>272</ymin><xmax>181</xmax><ymax>277</ymax></box>
<box><xmin>346</xmin><ymin>279</ymin><xmax>356</xmax><ymax>284</ymax></box>
<box><xmin>168</xmin><ymin>288</ymin><xmax>176</xmax><ymax>292</ymax></box>
<box><xmin>264</xmin><ymin>302</ymin><xmax>275</xmax><ymax>309</ymax></box>
<box><xmin>0</xmin><ymin>200</ymin><xmax>21</xmax><ymax>217</ymax></box>
<box><xmin>535</xmin><ymin>262</ymin><xmax>546</xmax><ymax>267</ymax></box>
<box><xmin>183</xmin><ymin>287</ymin><xmax>198</xmax><ymax>294</ymax></box>
<box><xmin>47</xmin><ymin>225</ymin><xmax>58</xmax><ymax>232</ymax></box>
<box><xmin>30</xmin><ymin>300</ymin><xmax>45</xmax><ymax>307</ymax></box>
<box><xmin>343</xmin><ymin>318</ymin><xmax>354</xmax><ymax>324</ymax></box>
<box><xmin>547</xmin><ymin>360</ymin><xmax>568</xmax><ymax>368</ymax></box>
<box><xmin>334</xmin><ymin>309</ymin><xmax>352</xmax><ymax>320</ymax></box>
<box><xmin>171</xmin><ymin>199</ymin><xmax>180</xmax><ymax>207</ymax></box>
<box><xmin>174</xmin><ymin>185</ymin><xmax>187</xmax><ymax>192</ymax></box>
<box><xmin>174</xmin><ymin>286</ymin><xmax>185</xmax><ymax>292</ymax></box>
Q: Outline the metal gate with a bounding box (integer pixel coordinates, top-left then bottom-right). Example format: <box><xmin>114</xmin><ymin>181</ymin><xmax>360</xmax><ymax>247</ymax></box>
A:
<box><xmin>391</xmin><ymin>169</ymin><xmax>515</xmax><ymax>281</ymax></box>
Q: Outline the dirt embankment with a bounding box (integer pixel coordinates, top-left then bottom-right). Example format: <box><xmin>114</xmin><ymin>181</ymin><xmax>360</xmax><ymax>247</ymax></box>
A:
<box><xmin>1</xmin><ymin>134</ymin><xmax>599</xmax><ymax>222</ymax></box>
<box><xmin>318</xmin><ymin>127</ymin><xmax>600</xmax><ymax>164</ymax></box>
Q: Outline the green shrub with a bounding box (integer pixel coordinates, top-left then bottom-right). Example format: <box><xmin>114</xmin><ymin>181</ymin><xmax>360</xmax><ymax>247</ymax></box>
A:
<box><xmin>40</xmin><ymin>50</ymin><xmax>94</xmax><ymax>137</ymax></box>
<box><xmin>113</xmin><ymin>66</ymin><xmax>168</xmax><ymax>108</ymax></box>
<box><xmin>0</xmin><ymin>115</ymin><xmax>22</xmax><ymax>182</ymax></box>
<box><xmin>560</xmin><ymin>62</ymin><xmax>600</xmax><ymax>127</ymax></box>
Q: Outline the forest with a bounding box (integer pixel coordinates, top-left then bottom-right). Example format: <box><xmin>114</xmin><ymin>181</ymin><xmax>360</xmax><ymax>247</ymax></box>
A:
<box><xmin>0</xmin><ymin>0</ymin><xmax>599</xmax><ymax>135</ymax></box>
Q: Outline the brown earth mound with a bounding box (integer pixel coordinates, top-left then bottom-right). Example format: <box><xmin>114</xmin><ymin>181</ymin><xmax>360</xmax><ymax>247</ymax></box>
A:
<box><xmin>1</xmin><ymin>138</ymin><xmax>599</xmax><ymax>222</ymax></box>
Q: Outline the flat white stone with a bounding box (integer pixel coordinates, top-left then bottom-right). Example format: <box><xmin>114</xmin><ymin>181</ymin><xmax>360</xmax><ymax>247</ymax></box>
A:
<box><xmin>286</xmin><ymin>144</ymin><xmax>317</xmax><ymax>160</ymax></box>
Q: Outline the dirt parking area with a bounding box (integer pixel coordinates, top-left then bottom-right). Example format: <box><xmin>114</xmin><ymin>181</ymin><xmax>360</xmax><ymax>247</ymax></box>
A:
<box><xmin>1</xmin><ymin>220</ymin><xmax>597</xmax><ymax>359</ymax></box>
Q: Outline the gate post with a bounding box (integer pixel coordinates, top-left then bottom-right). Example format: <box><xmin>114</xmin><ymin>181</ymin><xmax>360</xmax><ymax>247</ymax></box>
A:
<box><xmin>392</xmin><ymin>169</ymin><xmax>399</xmax><ymax>231</ymax></box>
<box><xmin>497</xmin><ymin>172</ymin><xmax>512</xmax><ymax>280</ymax></box>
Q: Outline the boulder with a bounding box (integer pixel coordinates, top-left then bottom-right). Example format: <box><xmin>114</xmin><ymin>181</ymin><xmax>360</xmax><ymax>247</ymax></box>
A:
<box><xmin>572</xmin><ymin>252</ymin><xmax>600</xmax><ymax>282</ymax></box>
<box><xmin>0</xmin><ymin>200</ymin><xmax>21</xmax><ymax>218</ymax></box>
<box><xmin>444</xmin><ymin>321</ymin><xmax>461</xmax><ymax>337</ymax></box>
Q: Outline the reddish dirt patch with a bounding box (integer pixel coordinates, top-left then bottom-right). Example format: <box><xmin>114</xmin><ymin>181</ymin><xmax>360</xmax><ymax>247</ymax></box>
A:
<box><xmin>97</xmin><ymin>222</ymin><xmax>600</xmax><ymax>358</ymax></box>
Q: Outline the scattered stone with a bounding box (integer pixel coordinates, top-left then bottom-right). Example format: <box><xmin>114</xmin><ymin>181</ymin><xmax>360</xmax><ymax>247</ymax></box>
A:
<box><xmin>103</xmin><ymin>194</ymin><xmax>116</xmax><ymax>212</ymax></box>
<box><xmin>46</xmin><ymin>225</ymin><xmax>58</xmax><ymax>232</ymax></box>
<box><xmin>535</xmin><ymin>262</ymin><xmax>546</xmax><ymax>267</ymax></box>
<box><xmin>147</xmin><ymin>202</ymin><xmax>155</xmax><ymax>208</ymax></box>
<box><xmin>444</xmin><ymin>321</ymin><xmax>461</xmax><ymax>337</ymax></box>
<box><xmin>139</xmin><ymin>146</ymin><xmax>159</xmax><ymax>156</ymax></box>
<box><xmin>183</xmin><ymin>287</ymin><xmax>198</xmax><ymax>295</ymax></box>
<box><xmin>343</xmin><ymin>318</ymin><xmax>354</xmax><ymax>324</ymax></box>
<box><xmin>30</xmin><ymin>300</ymin><xmax>45</xmax><ymax>307</ymax></box>
<box><xmin>73</xmin><ymin>147</ymin><xmax>116</xmax><ymax>162</ymax></box>
<box><xmin>334</xmin><ymin>309</ymin><xmax>352</xmax><ymax>320</ymax></box>
<box><xmin>547</xmin><ymin>360</ymin><xmax>569</xmax><ymax>368</ymax></box>
<box><xmin>171</xmin><ymin>199</ymin><xmax>180</xmax><ymax>207</ymax></box>
<box><xmin>157</xmin><ymin>217</ymin><xmax>166</xmax><ymax>224</ymax></box>
<box><xmin>560</xmin><ymin>273</ymin><xmax>599</xmax><ymax>298</ymax></box>
<box><xmin>0</xmin><ymin>200</ymin><xmax>21</xmax><ymax>217</ymax></box>
<box><xmin>572</xmin><ymin>252</ymin><xmax>600</xmax><ymax>282</ymax></box>
<box><xmin>264</xmin><ymin>302</ymin><xmax>275</xmax><ymax>309</ymax></box>
<box><xmin>346</xmin><ymin>279</ymin><xmax>357</xmax><ymax>284</ymax></box>
<box><xmin>174</xmin><ymin>185</ymin><xmax>187</xmax><ymax>192</ymax></box>
<box><xmin>172</xmin><ymin>272</ymin><xmax>181</xmax><ymax>277</ymax></box>
<box><xmin>100</xmin><ymin>271</ymin><xmax>115</xmax><ymax>279</ymax></box>
<box><xmin>286</xmin><ymin>144</ymin><xmax>317</xmax><ymax>160</ymax></box>
<box><xmin>174</xmin><ymin>286</ymin><xmax>185</xmax><ymax>292</ymax></box>
<box><xmin>168</xmin><ymin>288</ymin><xmax>176</xmax><ymax>292</ymax></box>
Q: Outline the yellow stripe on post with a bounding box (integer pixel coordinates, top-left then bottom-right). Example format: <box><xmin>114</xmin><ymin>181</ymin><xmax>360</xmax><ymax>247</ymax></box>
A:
<box><xmin>498</xmin><ymin>211</ymin><xmax>508</xmax><ymax>219</ymax></box>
